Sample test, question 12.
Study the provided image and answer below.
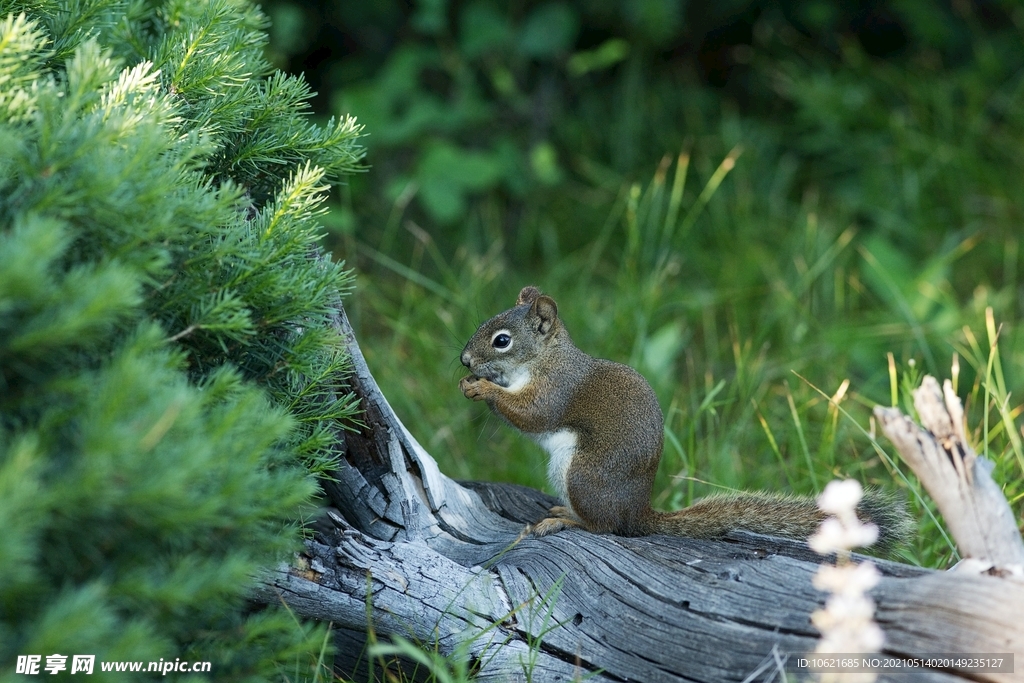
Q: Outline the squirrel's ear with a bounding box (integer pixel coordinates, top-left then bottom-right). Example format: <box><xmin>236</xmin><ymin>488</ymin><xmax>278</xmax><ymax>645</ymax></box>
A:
<box><xmin>532</xmin><ymin>295</ymin><xmax>558</xmax><ymax>335</ymax></box>
<box><xmin>517</xmin><ymin>286</ymin><xmax>542</xmax><ymax>306</ymax></box>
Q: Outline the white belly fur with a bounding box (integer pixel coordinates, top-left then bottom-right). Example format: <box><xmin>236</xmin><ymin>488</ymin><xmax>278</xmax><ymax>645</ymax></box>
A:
<box><xmin>535</xmin><ymin>430</ymin><xmax>577</xmax><ymax>510</ymax></box>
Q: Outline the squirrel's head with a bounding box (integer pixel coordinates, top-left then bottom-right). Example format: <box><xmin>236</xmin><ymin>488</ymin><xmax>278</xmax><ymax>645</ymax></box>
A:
<box><xmin>460</xmin><ymin>286</ymin><xmax>562</xmax><ymax>389</ymax></box>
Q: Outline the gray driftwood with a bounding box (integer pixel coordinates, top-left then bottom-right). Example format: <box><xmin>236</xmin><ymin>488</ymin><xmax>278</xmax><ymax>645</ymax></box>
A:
<box><xmin>874</xmin><ymin>377</ymin><xmax>1024</xmax><ymax>573</ymax></box>
<box><xmin>254</xmin><ymin>305</ymin><xmax>1024</xmax><ymax>682</ymax></box>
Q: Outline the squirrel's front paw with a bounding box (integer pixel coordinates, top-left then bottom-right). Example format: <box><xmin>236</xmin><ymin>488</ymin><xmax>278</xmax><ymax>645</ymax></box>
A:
<box><xmin>460</xmin><ymin>375</ymin><xmax>492</xmax><ymax>401</ymax></box>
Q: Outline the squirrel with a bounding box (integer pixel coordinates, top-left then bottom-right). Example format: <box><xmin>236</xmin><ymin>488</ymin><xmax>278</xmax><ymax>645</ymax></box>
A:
<box><xmin>460</xmin><ymin>286</ymin><xmax>912</xmax><ymax>550</ymax></box>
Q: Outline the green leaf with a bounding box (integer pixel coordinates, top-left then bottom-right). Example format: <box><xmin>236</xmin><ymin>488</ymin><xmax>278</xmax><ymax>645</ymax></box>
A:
<box><xmin>415</xmin><ymin>142</ymin><xmax>503</xmax><ymax>221</ymax></box>
<box><xmin>412</xmin><ymin>0</ymin><xmax>448</xmax><ymax>35</ymax></box>
<box><xmin>460</xmin><ymin>1</ymin><xmax>514</xmax><ymax>57</ymax></box>
<box><xmin>518</xmin><ymin>2</ymin><xmax>579</xmax><ymax>59</ymax></box>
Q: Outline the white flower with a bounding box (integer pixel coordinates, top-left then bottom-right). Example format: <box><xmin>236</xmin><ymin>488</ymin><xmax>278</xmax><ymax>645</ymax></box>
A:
<box><xmin>846</xmin><ymin>522</ymin><xmax>879</xmax><ymax>549</ymax></box>
<box><xmin>809</xmin><ymin>517</ymin><xmax>847</xmax><ymax>554</ymax></box>
<box><xmin>817</xmin><ymin>479</ymin><xmax>863</xmax><ymax>518</ymax></box>
<box><xmin>812</xmin><ymin>562</ymin><xmax>881</xmax><ymax>595</ymax></box>
<box><xmin>810</xmin><ymin>480</ymin><xmax>880</xmax><ymax>553</ymax></box>
<box><xmin>812</xmin><ymin>593</ymin><xmax>877</xmax><ymax>633</ymax></box>
<box><xmin>813</xmin><ymin>612</ymin><xmax>884</xmax><ymax>653</ymax></box>
<box><xmin>811</xmin><ymin>479</ymin><xmax>886</xmax><ymax>683</ymax></box>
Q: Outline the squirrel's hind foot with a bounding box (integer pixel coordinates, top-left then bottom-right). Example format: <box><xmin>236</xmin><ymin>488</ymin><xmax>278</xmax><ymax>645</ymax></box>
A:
<box><xmin>518</xmin><ymin>515</ymin><xmax>585</xmax><ymax>540</ymax></box>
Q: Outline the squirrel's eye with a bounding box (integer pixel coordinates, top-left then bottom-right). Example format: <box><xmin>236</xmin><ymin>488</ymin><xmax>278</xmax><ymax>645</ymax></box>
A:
<box><xmin>492</xmin><ymin>333</ymin><xmax>512</xmax><ymax>349</ymax></box>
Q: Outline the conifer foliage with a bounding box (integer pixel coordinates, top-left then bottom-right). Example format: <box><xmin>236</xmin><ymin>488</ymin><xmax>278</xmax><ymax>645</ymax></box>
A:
<box><xmin>0</xmin><ymin>0</ymin><xmax>363</xmax><ymax>678</ymax></box>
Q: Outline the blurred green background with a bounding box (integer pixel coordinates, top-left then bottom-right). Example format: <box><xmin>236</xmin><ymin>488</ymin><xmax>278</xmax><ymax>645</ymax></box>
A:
<box><xmin>265</xmin><ymin>0</ymin><xmax>1024</xmax><ymax>567</ymax></box>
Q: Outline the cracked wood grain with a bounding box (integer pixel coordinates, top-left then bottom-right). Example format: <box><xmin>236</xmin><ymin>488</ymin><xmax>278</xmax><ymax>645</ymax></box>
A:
<box><xmin>874</xmin><ymin>375</ymin><xmax>1024</xmax><ymax>571</ymax></box>
<box><xmin>259</xmin><ymin>303</ymin><xmax>1024</xmax><ymax>682</ymax></box>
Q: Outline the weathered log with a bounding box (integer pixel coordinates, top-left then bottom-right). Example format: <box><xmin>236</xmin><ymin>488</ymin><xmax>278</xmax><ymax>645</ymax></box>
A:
<box><xmin>255</xmin><ymin>304</ymin><xmax>1024</xmax><ymax>682</ymax></box>
<box><xmin>874</xmin><ymin>377</ymin><xmax>1024</xmax><ymax>573</ymax></box>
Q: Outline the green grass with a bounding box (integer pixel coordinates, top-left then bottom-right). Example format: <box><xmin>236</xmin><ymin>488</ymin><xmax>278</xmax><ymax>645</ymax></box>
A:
<box><xmin>291</xmin><ymin>3</ymin><xmax>1024</xmax><ymax>675</ymax></box>
<box><xmin>316</xmin><ymin>0</ymin><xmax>1024</xmax><ymax>579</ymax></box>
<box><xmin>336</xmin><ymin>139</ymin><xmax>1023</xmax><ymax>572</ymax></box>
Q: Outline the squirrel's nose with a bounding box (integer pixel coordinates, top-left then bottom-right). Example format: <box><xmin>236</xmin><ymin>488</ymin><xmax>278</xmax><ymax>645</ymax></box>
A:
<box><xmin>460</xmin><ymin>350</ymin><xmax>472</xmax><ymax>368</ymax></box>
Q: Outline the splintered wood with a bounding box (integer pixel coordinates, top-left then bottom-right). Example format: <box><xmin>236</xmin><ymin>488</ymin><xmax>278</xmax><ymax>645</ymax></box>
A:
<box><xmin>874</xmin><ymin>376</ymin><xmax>1024</xmax><ymax>573</ymax></box>
<box><xmin>263</xmin><ymin>299</ymin><xmax>1024</xmax><ymax>682</ymax></box>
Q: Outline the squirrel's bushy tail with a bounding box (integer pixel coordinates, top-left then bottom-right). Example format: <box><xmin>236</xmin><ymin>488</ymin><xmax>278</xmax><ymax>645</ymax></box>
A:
<box><xmin>653</xmin><ymin>489</ymin><xmax>912</xmax><ymax>552</ymax></box>
<box><xmin>855</xmin><ymin>488</ymin><xmax>915</xmax><ymax>552</ymax></box>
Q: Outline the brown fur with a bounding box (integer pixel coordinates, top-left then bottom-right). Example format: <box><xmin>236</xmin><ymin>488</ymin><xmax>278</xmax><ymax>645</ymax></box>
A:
<box><xmin>462</xmin><ymin>286</ymin><xmax>912</xmax><ymax>550</ymax></box>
